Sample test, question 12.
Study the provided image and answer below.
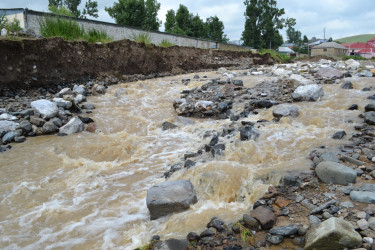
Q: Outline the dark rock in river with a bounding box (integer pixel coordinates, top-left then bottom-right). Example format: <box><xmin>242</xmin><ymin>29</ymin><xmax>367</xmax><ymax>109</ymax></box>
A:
<box><xmin>153</xmin><ymin>238</ymin><xmax>189</xmax><ymax>250</ymax></box>
<box><xmin>240</xmin><ymin>126</ymin><xmax>260</xmax><ymax>141</ymax></box>
<box><xmin>162</xmin><ymin>121</ymin><xmax>178</xmax><ymax>131</ymax></box>
<box><xmin>146</xmin><ymin>179</ymin><xmax>197</xmax><ymax>220</ymax></box>
<box><xmin>332</xmin><ymin>131</ymin><xmax>346</xmax><ymax>139</ymax></box>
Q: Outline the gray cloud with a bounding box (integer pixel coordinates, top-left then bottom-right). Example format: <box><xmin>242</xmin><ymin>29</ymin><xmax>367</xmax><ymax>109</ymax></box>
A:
<box><xmin>1</xmin><ymin>0</ymin><xmax>374</xmax><ymax>41</ymax></box>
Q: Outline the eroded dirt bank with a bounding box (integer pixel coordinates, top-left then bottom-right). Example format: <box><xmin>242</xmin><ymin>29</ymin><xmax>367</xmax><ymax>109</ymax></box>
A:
<box><xmin>0</xmin><ymin>37</ymin><xmax>272</xmax><ymax>93</ymax></box>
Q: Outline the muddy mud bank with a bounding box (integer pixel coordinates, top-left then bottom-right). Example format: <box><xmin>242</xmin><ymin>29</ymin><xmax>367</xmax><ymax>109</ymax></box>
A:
<box><xmin>0</xmin><ymin>37</ymin><xmax>273</xmax><ymax>93</ymax></box>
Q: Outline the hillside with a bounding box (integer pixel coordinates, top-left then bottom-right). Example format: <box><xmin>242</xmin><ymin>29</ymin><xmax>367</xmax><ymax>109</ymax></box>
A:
<box><xmin>335</xmin><ymin>34</ymin><xmax>375</xmax><ymax>43</ymax></box>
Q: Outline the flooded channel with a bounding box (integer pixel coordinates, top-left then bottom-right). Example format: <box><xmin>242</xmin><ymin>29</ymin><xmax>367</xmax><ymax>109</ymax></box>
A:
<box><xmin>0</xmin><ymin>69</ymin><xmax>374</xmax><ymax>249</ymax></box>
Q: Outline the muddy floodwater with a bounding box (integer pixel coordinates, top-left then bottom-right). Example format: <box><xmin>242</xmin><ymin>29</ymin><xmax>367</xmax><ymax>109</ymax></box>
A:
<box><xmin>1</xmin><ymin>69</ymin><xmax>374</xmax><ymax>249</ymax></box>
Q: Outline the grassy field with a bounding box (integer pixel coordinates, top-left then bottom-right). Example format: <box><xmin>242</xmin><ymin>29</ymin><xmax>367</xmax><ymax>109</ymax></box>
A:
<box><xmin>335</xmin><ymin>34</ymin><xmax>375</xmax><ymax>43</ymax></box>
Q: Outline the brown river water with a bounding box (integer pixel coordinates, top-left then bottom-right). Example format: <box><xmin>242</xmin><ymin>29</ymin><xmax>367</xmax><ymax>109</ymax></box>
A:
<box><xmin>0</xmin><ymin>69</ymin><xmax>374</xmax><ymax>249</ymax></box>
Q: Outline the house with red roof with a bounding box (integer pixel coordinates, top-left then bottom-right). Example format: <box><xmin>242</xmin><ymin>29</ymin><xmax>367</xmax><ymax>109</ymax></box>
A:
<box><xmin>358</xmin><ymin>48</ymin><xmax>375</xmax><ymax>58</ymax></box>
<box><xmin>368</xmin><ymin>36</ymin><xmax>375</xmax><ymax>46</ymax></box>
<box><xmin>341</xmin><ymin>37</ymin><xmax>375</xmax><ymax>57</ymax></box>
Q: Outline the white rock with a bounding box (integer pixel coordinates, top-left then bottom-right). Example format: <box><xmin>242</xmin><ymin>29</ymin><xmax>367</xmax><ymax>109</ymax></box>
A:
<box><xmin>74</xmin><ymin>94</ymin><xmax>86</xmax><ymax>104</ymax></box>
<box><xmin>251</xmin><ymin>71</ymin><xmax>264</xmax><ymax>75</ymax></box>
<box><xmin>217</xmin><ymin>67</ymin><xmax>227</xmax><ymax>74</ymax></box>
<box><xmin>357</xmin><ymin>219</ymin><xmax>369</xmax><ymax>230</ymax></box>
<box><xmin>73</xmin><ymin>85</ymin><xmax>86</xmax><ymax>95</ymax></box>
<box><xmin>346</xmin><ymin>59</ymin><xmax>360</xmax><ymax>70</ymax></box>
<box><xmin>195</xmin><ymin>101</ymin><xmax>213</xmax><ymax>111</ymax></box>
<box><xmin>274</xmin><ymin>68</ymin><xmax>292</xmax><ymax>76</ymax></box>
<box><xmin>0</xmin><ymin>113</ymin><xmax>18</xmax><ymax>121</ymax></box>
<box><xmin>292</xmin><ymin>84</ymin><xmax>324</xmax><ymax>102</ymax></box>
<box><xmin>53</xmin><ymin>98</ymin><xmax>72</xmax><ymax>109</ymax></box>
<box><xmin>0</xmin><ymin>120</ymin><xmax>19</xmax><ymax>131</ymax></box>
<box><xmin>59</xmin><ymin>117</ymin><xmax>84</xmax><ymax>135</ymax></box>
<box><xmin>31</xmin><ymin>99</ymin><xmax>59</xmax><ymax>119</ymax></box>
<box><xmin>290</xmin><ymin>74</ymin><xmax>314</xmax><ymax>86</ymax></box>
<box><xmin>273</xmin><ymin>104</ymin><xmax>299</xmax><ymax>118</ymax></box>
<box><xmin>319</xmin><ymin>59</ymin><xmax>332</xmax><ymax>65</ymax></box>
<box><xmin>57</xmin><ymin>88</ymin><xmax>72</xmax><ymax>97</ymax></box>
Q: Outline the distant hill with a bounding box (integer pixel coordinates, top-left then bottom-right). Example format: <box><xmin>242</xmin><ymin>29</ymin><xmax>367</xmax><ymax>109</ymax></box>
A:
<box><xmin>335</xmin><ymin>34</ymin><xmax>375</xmax><ymax>43</ymax></box>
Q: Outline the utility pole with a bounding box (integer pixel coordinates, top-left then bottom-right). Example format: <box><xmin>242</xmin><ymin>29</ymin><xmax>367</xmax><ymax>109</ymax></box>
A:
<box><xmin>324</xmin><ymin>27</ymin><xmax>326</xmax><ymax>41</ymax></box>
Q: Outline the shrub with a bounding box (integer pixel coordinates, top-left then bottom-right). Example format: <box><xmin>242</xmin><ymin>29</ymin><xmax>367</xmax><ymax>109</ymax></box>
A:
<box><xmin>0</xmin><ymin>14</ymin><xmax>22</xmax><ymax>36</ymax></box>
<box><xmin>158</xmin><ymin>39</ymin><xmax>173</xmax><ymax>47</ymax></box>
<box><xmin>48</xmin><ymin>5</ymin><xmax>75</xmax><ymax>17</ymax></box>
<box><xmin>259</xmin><ymin>49</ymin><xmax>291</xmax><ymax>63</ymax></box>
<box><xmin>39</xmin><ymin>16</ymin><xmax>85</xmax><ymax>40</ymax></box>
<box><xmin>84</xmin><ymin>29</ymin><xmax>112</xmax><ymax>43</ymax></box>
<box><xmin>133</xmin><ymin>32</ymin><xmax>151</xmax><ymax>45</ymax></box>
<box><xmin>341</xmin><ymin>55</ymin><xmax>367</xmax><ymax>61</ymax></box>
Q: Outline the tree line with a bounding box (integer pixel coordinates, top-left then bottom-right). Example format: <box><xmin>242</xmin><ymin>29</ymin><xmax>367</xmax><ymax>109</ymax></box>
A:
<box><xmin>49</xmin><ymin>0</ymin><xmax>313</xmax><ymax>49</ymax></box>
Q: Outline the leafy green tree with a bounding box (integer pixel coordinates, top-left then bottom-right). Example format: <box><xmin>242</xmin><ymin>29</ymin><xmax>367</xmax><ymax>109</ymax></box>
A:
<box><xmin>286</xmin><ymin>26</ymin><xmax>302</xmax><ymax>44</ymax></box>
<box><xmin>206</xmin><ymin>16</ymin><xmax>228</xmax><ymax>43</ymax></box>
<box><xmin>106</xmin><ymin>0</ymin><xmax>161</xmax><ymax>31</ymax></box>
<box><xmin>328</xmin><ymin>37</ymin><xmax>333</xmax><ymax>42</ymax></box>
<box><xmin>175</xmin><ymin>4</ymin><xmax>192</xmax><ymax>35</ymax></box>
<box><xmin>242</xmin><ymin>0</ymin><xmax>294</xmax><ymax>49</ymax></box>
<box><xmin>143</xmin><ymin>0</ymin><xmax>161</xmax><ymax>30</ymax></box>
<box><xmin>190</xmin><ymin>14</ymin><xmax>206</xmax><ymax>38</ymax></box>
<box><xmin>303</xmin><ymin>35</ymin><xmax>308</xmax><ymax>44</ymax></box>
<box><xmin>164</xmin><ymin>9</ymin><xmax>176</xmax><ymax>33</ymax></box>
<box><xmin>48</xmin><ymin>0</ymin><xmax>98</xmax><ymax>18</ymax></box>
<box><xmin>82</xmin><ymin>0</ymin><xmax>99</xmax><ymax>18</ymax></box>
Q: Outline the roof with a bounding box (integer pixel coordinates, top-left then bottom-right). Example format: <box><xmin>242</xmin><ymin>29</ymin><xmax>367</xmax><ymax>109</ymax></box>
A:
<box><xmin>341</xmin><ymin>42</ymin><xmax>356</xmax><ymax>47</ymax></box>
<box><xmin>312</xmin><ymin>42</ymin><xmax>348</xmax><ymax>49</ymax></box>
<box><xmin>344</xmin><ymin>42</ymin><xmax>369</xmax><ymax>49</ymax></box>
<box><xmin>309</xmin><ymin>39</ymin><xmax>328</xmax><ymax>46</ymax></box>
<box><xmin>278</xmin><ymin>47</ymin><xmax>294</xmax><ymax>53</ymax></box>
<box><xmin>359</xmin><ymin>48</ymin><xmax>375</xmax><ymax>53</ymax></box>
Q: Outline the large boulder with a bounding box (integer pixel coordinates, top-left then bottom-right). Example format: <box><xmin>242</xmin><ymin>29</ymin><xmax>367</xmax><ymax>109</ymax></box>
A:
<box><xmin>305</xmin><ymin>217</ymin><xmax>362</xmax><ymax>250</ymax></box>
<box><xmin>31</xmin><ymin>99</ymin><xmax>59</xmax><ymax>119</ymax></box>
<box><xmin>350</xmin><ymin>191</ymin><xmax>375</xmax><ymax>204</ymax></box>
<box><xmin>345</xmin><ymin>59</ymin><xmax>360</xmax><ymax>70</ymax></box>
<box><xmin>289</xmin><ymin>74</ymin><xmax>314</xmax><ymax>86</ymax></box>
<box><xmin>315</xmin><ymin>67</ymin><xmax>344</xmax><ymax>79</ymax></box>
<box><xmin>272</xmin><ymin>104</ymin><xmax>299</xmax><ymax>118</ymax></box>
<box><xmin>59</xmin><ymin>117</ymin><xmax>85</xmax><ymax>135</ymax></box>
<box><xmin>0</xmin><ymin>120</ymin><xmax>19</xmax><ymax>132</ymax></box>
<box><xmin>315</xmin><ymin>161</ymin><xmax>356</xmax><ymax>185</ymax></box>
<box><xmin>240</xmin><ymin>126</ymin><xmax>260</xmax><ymax>141</ymax></box>
<box><xmin>251</xmin><ymin>206</ymin><xmax>277</xmax><ymax>229</ymax></box>
<box><xmin>365</xmin><ymin>111</ymin><xmax>375</xmax><ymax>125</ymax></box>
<box><xmin>292</xmin><ymin>84</ymin><xmax>324</xmax><ymax>102</ymax></box>
<box><xmin>146</xmin><ymin>179</ymin><xmax>197</xmax><ymax>220</ymax></box>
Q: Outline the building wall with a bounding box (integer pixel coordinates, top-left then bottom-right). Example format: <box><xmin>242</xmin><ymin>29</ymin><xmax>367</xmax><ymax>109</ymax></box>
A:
<box><xmin>311</xmin><ymin>48</ymin><xmax>347</xmax><ymax>57</ymax></box>
<box><xmin>1</xmin><ymin>9</ymin><xmax>251</xmax><ymax>51</ymax></box>
<box><xmin>0</xmin><ymin>9</ymin><xmax>26</xmax><ymax>29</ymax></box>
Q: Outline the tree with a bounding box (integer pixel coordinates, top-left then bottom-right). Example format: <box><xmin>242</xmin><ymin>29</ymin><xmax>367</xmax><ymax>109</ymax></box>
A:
<box><xmin>82</xmin><ymin>0</ymin><xmax>99</xmax><ymax>18</ymax></box>
<box><xmin>164</xmin><ymin>9</ymin><xmax>176</xmax><ymax>33</ymax></box>
<box><xmin>190</xmin><ymin>14</ymin><xmax>206</xmax><ymax>38</ymax></box>
<box><xmin>143</xmin><ymin>0</ymin><xmax>161</xmax><ymax>30</ymax></box>
<box><xmin>48</xmin><ymin>0</ymin><xmax>98</xmax><ymax>18</ymax></box>
<box><xmin>242</xmin><ymin>0</ymin><xmax>295</xmax><ymax>49</ymax></box>
<box><xmin>328</xmin><ymin>37</ymin><xmax>333</xmax><ymax>42</ymax></box>
<box><xmin>286</xmin><ymin>26</ymin><xmax>302</xmax><ymax>44</ymax></box>
<box><xmin>303</xmin><ymin>35</ymin><xmax>308</xmax><ymax>44</ymax></box>
<box><xmin>175</xmin><ymin>4</ymin><xmax>192</xmax><ymax>35</ymax></box>
<box><xmin>206</xmin><ymin>16</ymin><xmax>228</xmax><ymax>43</ymax></box>
<box><xmin>106</xmin><ymin>0</ymin><xmax>161</xmax><ymax>31</ymax></box>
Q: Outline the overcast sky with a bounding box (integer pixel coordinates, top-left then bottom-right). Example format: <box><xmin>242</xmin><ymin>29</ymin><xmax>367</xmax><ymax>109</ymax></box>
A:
<box><xmin>1</xmin><ymin>0</ymin><xmax>375</xmax><ymax>41</ymax></box>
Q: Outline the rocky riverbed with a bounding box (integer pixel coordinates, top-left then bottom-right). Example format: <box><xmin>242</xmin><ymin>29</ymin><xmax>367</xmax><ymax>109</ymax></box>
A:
<box><xmin>2</xmin><ymin>56</ymin><xmax>375</xmax><ymax>250</ymax></box>
<box><xmin>138</xmin><ymin>58</ymin><xmax>375</xmax><ymax>250</ymax></box>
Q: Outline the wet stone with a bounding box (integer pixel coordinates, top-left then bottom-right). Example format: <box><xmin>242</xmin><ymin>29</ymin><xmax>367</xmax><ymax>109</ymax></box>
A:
<box><xmin>266</xmin><ymin>234</ymin><xmax>283</xmax><ymax>245</ymax></box>
<box><xmin>207</xmin><ymin>218</ymin><xmax>225</xmax><ymax>232</ymax></box>
<box><xmin>349</xmin><ymin>104</ymin><xmax>358</xmax><ymax>110</ymax></box>
<box><xmin>243</xmin><ymin>214</ymin><xmax>260</xmax><ymax>231</ymax></box>
<box><xmin>240</xmin><ymin>126</ymin><xmax>260</xmax><ymax>141</ymax></box>
<box><xmin>332</xmin><ymin>131</ymin><xmax>346</xmax><ymax>139</ymax></box>
<box><xmin>251</xmin><ymin>206</ymin><xmax>277</xmax><ymax>229</ymax></box>
<box><xmin>341</xmin><ymin>81</ymin><xmax>353</xmax><ymax>89</ymax></box>
<box><xmin>162</xmin><ymin>121</ymin><xmax>178</xmax><ymax>131</ymax></box>
<box><xmin>269</xmin><ymin>225</ymin><xmax>299</xmax><ymax>236</ymax></box>
<box><xmin>200</xmin><ymin>228</ymin><xmax>216</xmax><ymax>238</ymax></box>
<box><xmin>184</xmin><ymin>159</ymin><xmax>196</xmax><ymax>169</ymax></box>
<box><xmin>186</xmin><ymin>232</ymin><xmax>200</xmax><ymax>241</ymax></box>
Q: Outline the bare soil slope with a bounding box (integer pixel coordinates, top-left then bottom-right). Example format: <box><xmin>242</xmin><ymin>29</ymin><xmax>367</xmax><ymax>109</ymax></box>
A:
<box><xmin>0</xmin><ymin>37</ymin><xmax>273</xmax><ymax>92</ymax></box>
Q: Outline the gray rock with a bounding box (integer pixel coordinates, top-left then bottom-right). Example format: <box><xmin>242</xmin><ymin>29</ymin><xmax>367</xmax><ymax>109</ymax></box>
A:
<box><xmin>360</xmin><ymin>70</ymin><xmax>374</xmax><ymax>77</ymax></box>
<box><xmin>31</xmin><ymin>99</ymin><xmax>59</xmax><ymax>119</ymax></box>
<box><xmin>74</xmin><ymin>94</ymin><xmax>86</xmax><ymax>104</ymax></box>
<box><xmin>281</xmin><ymin>174</ymin><xmax>302</xmax><ymax>188</ymax></box>
<box><xmin>309</xmin><ymin>215</ymin><xmax>321</xmax><ymax>226</ymax></box>
<box><xmin>57</xmin><ymin>88</ymin><xmax>72</xmax><ymax>97</ymax></box>
<box><xmin>218</xmin><ymin>102</ymin><xmax>228</xmax><ymax>112</ymax></box>
<box><xmin>292</xmin><ymin>84</ymin><xmax>324</xmax><ymax>102</ymax></box>
<box><xmin>365</xmin><ymin>103</ymin><xmax>375</xmax><ymax>112</ymax></box>
<box><xmin>349</xmin><ymin>104</ymin><xmax>358</xmax><ymax>110</ymax></box>
<box><xmin>311</xmin><ymin>200</ymin><xmax>337</xmax><ymax>214</ymax></box>
<box><xmin>81</xmin><ymin>103</ymin><xmax>95</xmax><ymax>110</ymax></box>
<box><xmin>289</xmin><ymin>74</ymin><xmax>314</xmax><ymax>86</ymax></box>
<box><xmin>305</xmin><ymin>217</ymin><xmax>362</xmax><ymax>250</ymax></box>
<box><xmin>0</xmin><ymin>120</ymin><xmax>19</xmax><ymax>132</ymax></box>
<box><xmin>318</xmin><ymin>152</ymin><xmax>340</xmax><ymax>164</ymax></box>
<box><xmin>2</xmin><ymin>131</ymin><xmax>21</xmax><ymax>143</ymax></box>
<box><xmin>341</xmin><ymin>155</ymin><xmax>364</xmax><ymax>166</ymax></box>
<box><xmin>357</xmin><ymin>219</ymin><xmax>369</xmax><ymax>230</ymax></box>
<box><xmin>153</xmin><ymin>238</ymin><xmax>189</xmax><ymax>250</ymax></box>
<box><xmin>340</xmin><ymin>201</ymin><xmax>354</xmax><ymax>208</ymax></box>
<box><xmin>350</xmin><ymin>191</ymin><xmax>375</xmax><ymax>204</ymax></box>
<box><xmin>50</xmin><ymin>117</ymin><xmax>63</xmax><ymax>127</ymax></box>
<box><xmin>20</xmin><ymin>109</ymin><xmax>34</xmax><ymax>117</ymax></box>
<box><xmin>146</xmin><ymin>179</ymin><xmax>197</xmax><ymax>220</ymax></box>
<box><xmin>302</xmin><ymin>199</ymin><xmax>318</xmax><ymax>211</ymax></box>
<box><xmin>59</xmin><ymin>117</ymin><xmax>84</xmax><ymax>135</ymax></box>
<box><xmin>94</xmin><ymin>85</ymin><xmax>106</xmax><ymax>95</ymax></box>
<box><xmin>17</xmin><ymin>121</ymin><xmax>32</xmax><ymax>133</ymax></box>
<box><xmin>359</xmin><ymin>184</ymin><xmax>375</xmax><ymax>192</ymax></box>
<box><xmin>365</xmin><ymin>111</ymin><xmax>375</xmax><ymax>125</ymax></box>
<box><xmin>243</xmin><ymin>214</ymin><xmax>260</xmax><ymax>231</ymax></box>
<box><xmin>42</xmin><ymin>121</ymin><xmax>59</xmax><ymax>134</ymax></box>
<box><xmin>341</xmin><ymin>81</ymin><xmax>353</xmax><ymax>89</ymax></box>
<box><xmin>315</xmin><ymin>67</ymin><xmax>344</xmax><ymax>79</ymax></box>
<box><xmin>368</xmin><ymin>217</ymin><xmax>375</xmax><ymax>230</ymax></box>
<box><xmin>29</xmin><ymin>116</ymin><xmax>45</xmax><ymax>127</ymax></box>
<box><xmin>240</xmin><ymin>126</ymin><xmax>260</xmax><ymax>141</ymax></box>
<box><xmin>233</xmin><ymin>79</ymin><xmax>243</xmax><ymax>86</ymax></box>
<box><xmin>162</xmin><ymin>121</ymin><xmax>178</xmax><ymax>131</ymax></box>
<box><xmin>272</xmin><ymin>104</ymin><xmax>299</xmax><ymax>118</ymax></box>
<box><xmin>73</xmin><ymin>85</ymin><xmax>86</xmax><ymax>95</ymax></box>
<box><xmin>0</xmin><ymin>113</ymin><xmax>18</xmax><ymax>121</ymax></box>
<box><xmin>53</xmin><ymin>98</ymin><xmax>72</xmax><ymax>110</ymax></box>
<box><xmin>14</xmin><ymin>136</ymin><xmax>26</xmax><ymax>143</ymax></box>
<box><xmin>200</xmin><ymin>228</ymin><xmax>216</xmax><ymax>238</ymax></box>
<box><xmin>269</xmin><ymin>225</ymin><xmax>299</xmax><ymax>236</ymax></box>
<box><xmin>315</xmin><ymin>161</ymin><xmax>357</xmax><ymax>185</ymax></box>
<box><xmin>266</xmin><ymin>234</ymin><xmax>283</xmax><ymax>245</ymax></box>
<box><xmin>332</xmin><ymin>131</ymin><xmax>346</xmax><ymax>139</ymax></box>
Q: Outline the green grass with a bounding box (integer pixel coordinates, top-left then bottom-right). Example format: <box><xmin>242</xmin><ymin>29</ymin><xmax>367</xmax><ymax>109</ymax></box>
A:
<box><xmin>39</xmin><ymin>16</ymin><xmax>112</xmax><ymax>43</ymax></box>
<box><xmin>335</xmin><ymin>34</ymin><xmax>375</xmax><ymax>43</ymax></box>
<box><xmin>40</xmin><ymin>16</ymin><xmax>85</xmax><ymax>40</ymax></box>
<box><xmin>84</xmin><ymin>29</ymin><xmax>113</xmax><ymax>43</ymax></box>
<box><xmin>133</xmin><ymin>33</ymin><xmax>151</xmax><ymax>45</ymax></box>
<box><xmin>158</xmin><ymin>39</ymin><xmax>174</xmax><ymax>47</ymax></box>
<box><xmin>340</xmin><ymin>55</ymin><xmax>368</xmax><ymax>60</ymax></box>
<box><xmin>259</xmin><ymin>49</ymin><xmax>291</xmax><ymax>63</ymax></box>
